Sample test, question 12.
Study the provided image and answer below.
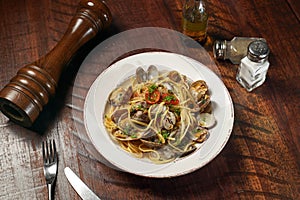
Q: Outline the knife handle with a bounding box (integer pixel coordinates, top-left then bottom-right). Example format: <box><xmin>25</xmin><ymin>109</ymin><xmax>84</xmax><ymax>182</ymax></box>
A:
<box><xmin>0</xmin><ymin>0</ymin><xmax>112</xmax><ymax>127</ymax></box>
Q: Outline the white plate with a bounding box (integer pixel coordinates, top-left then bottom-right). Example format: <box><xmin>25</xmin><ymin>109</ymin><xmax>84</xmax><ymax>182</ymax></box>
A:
<box><xmin>84</xmin><ymin>52</ymin><xmax>234</xmax><ymax>178</ymax></box>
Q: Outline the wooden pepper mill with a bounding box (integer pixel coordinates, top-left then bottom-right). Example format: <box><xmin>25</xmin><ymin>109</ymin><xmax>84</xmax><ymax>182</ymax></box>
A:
<box><xmin>0</xmin><ymin>0</ymin><xmax>112</xmax><ymax>127</ymax></box>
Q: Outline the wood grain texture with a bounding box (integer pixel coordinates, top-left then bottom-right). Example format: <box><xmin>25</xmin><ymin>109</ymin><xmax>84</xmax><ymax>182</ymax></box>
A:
<box><xmin>0</xmin><ymin>0</ymin><xmax>299</xmax><ymax>199</ymax></box>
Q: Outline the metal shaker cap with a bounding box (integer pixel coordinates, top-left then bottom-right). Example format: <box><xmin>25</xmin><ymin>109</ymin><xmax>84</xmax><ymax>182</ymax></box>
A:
<box><xmin>213</xmin><ymin>40</ymin><xmax>226</xmax><ymax>60</ymax></box>
<box><xmin>247</xmin><ymin>40</ymin><xmax>269</xmax><ymax>63</ymax></box>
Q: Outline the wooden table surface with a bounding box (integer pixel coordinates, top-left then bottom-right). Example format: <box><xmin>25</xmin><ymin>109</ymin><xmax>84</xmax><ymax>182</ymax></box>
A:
<box><xmin>0</xmin><ymin>0</ymin><xmax>299</xmax><ymax>199</ymax></box>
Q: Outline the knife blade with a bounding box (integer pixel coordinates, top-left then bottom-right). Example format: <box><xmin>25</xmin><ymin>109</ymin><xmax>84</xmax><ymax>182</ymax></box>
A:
<box><xmin>64</xmin><ymin>167</ymin><xmax>101</xmax><ymax>200</ymax></box>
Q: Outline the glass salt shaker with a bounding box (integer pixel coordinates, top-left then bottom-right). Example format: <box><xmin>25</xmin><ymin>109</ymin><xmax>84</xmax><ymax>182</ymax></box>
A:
<box><xmin>182</xmin><ymin>0</ymin><xmax>208</xmax><ymax>44</ymax></box>
<box><xmin>236</xmin><ymin>40</ymin><xmax>270</xmax><ymax>92</ymax></box>
<box><xmin>213</xmin><ymin>37</ymin><xmax>266</xmax><ymax>64</ymax></box>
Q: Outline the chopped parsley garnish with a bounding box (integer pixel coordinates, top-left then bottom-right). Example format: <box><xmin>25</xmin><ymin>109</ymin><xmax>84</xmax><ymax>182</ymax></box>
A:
<box><xmin>161</xmin><ymin>130</ymin><xmax>170</xmax><ymax>139</ymax></box>
<box><xmin>148</xmin><ymin>84</ymin><xmax>158</xmax><ymax>93</ymax></box>
<box><xmin>173</xmin><ymin>107</ymin><xmax>181</xmax><ymax>115</ymax></box>
<box><xmin>163</xmin><ymin>95</ymin><xmax>176</xmax><ymax>102</ymax></box>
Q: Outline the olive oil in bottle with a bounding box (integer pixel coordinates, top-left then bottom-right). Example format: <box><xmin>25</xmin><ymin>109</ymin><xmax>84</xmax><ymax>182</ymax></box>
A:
<box><xmin>182</xmin><ymin>0</ymin><xmax>208</xmax><ymax>43</ymax></box>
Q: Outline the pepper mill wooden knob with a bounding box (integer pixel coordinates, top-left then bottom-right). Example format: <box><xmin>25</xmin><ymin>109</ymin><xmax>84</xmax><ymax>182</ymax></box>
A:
<box><xmin>0</xmin><ymin>0</ymin><xmax>112</xmax><ymax>127</ymax></box>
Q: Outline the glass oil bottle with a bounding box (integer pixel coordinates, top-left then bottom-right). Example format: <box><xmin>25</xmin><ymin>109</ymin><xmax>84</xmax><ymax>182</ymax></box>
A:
<box><xmin>182</xmin><ymin>0</ymin><xmax>208</xmax><ymax>44</ymax></box>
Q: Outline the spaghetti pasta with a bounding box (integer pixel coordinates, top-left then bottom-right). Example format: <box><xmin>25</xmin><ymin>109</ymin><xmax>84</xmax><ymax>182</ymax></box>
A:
<box><xmin>103</xmin><ymin>65</ymin><xmax>215</xmax><ymax>164</ymax></box>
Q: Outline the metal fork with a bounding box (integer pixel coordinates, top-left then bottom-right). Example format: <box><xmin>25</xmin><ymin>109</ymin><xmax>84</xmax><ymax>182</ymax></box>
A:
<box><xmin>42</xmin><ymin>140</ymin><xmax>58</xmax><ymax>200</ymax></box>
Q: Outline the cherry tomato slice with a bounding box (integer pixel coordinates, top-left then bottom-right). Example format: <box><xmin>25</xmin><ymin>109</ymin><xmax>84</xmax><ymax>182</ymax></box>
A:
<box><xmin>161</xmin><ymin>93</ymin><xmax>179</xmax><ymax>105</ymax></box>
<box><xmin>145</xmin><ymin>90</ymin><xmax>160</xmax><ymax>104</ymax></box>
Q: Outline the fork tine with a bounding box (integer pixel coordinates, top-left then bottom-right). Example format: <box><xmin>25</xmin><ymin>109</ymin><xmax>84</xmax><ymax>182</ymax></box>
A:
<box><xmin>42</xmin><ymin>141</ymin><xmax>47</xmax><ymax>163</ymax></box>
<box><xmin>52</xmin><ymin>140</ymin><xmax>57</xmax><ymax>162</ymax></box>
<box><xmin>50</xmin><ymin>140</ymin><xmax>55</xmax><ymax>163</ymax></box>
<box><xmin>46</xmin><ymin>140</ymin><xmax>50</xmax><ymax>164</ymax></box>
<box><xmin>49</xmin><ymin>140</ymin><xmax>53</xmax><ymax>163</ymax></box>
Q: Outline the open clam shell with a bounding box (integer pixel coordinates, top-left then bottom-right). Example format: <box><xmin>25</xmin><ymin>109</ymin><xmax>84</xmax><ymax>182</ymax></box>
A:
<box><xmin>198</xmin><ymin>113</ymin><xmax>216</xmax><ymax>128</ymax></box>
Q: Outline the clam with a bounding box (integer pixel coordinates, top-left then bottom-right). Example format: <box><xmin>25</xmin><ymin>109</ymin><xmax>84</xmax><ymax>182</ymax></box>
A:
<box><xmin>115</xmin><ymin>114</ymin><xmax>157</xmax><ymax>141</ymax></box>
<box><xmin>109</xmin><ymin>86</ymin><xmax>133</xmax><ymax>106</ymax></box>
<box><xmin>162</xmin><ymin>111</ymin><xmax>176</xmax><ymax>130</ymax></box>
<box><xmin>198</xmin><ymin>95</ymin><xmax>211</xmax><ymax>112</ymax></box>
<box><xmin>141</xmin><ymin>129</ymin><xmax>157</xmax><ymax>139</ymax></box>
<box><xmin>140</xmin><ymin>129</ymin><xmax>163</xmax><ymax>148</ymax></box>
<box><xmin>185</xmin><ymin>98</ymin><xmax>200</xmax><ymax>112</ymax></box>
<box><xmin>148</xmin><ymin>104</ymin><xmax>177</xmax><ymax>130</ymax></box>
<box><xmin>136</xmin><ymin>65</ymin><xmax>159</xmax><ymax>83</ymax></box>
<box><xmin>167</xmin><ymin>70</ymin><xmax>186</xmax><ymax>83</ymax></box>
<box><xmin>131</xmin><ymin>110</ymin><xmax>150</xmax><ymax>124</ymax></box>
<box><xmin>116</xmin><ymin>118</ymin><xmax>140</xmax><ymax>140</ymax></box>
<box><xmin>190</xmin><ymin>80</ymin><xmax>208</xmax><ymax>98</ymax></box>
<box><xmin>148</xmin><ymin>104</ymin><xmax>167</xmax><ymax>120</ymax></box>
<box><xmin>198</xmin><ymin>113</ymin><xmax>216</xmax><ymax>128</ymax></box>
<box><xmin>193</xmin><ymin>127</ymin><xmax>209</xmax><ymax>143</ymax></box>
<box><xmin>147</xmin><ymin>65</ymin><xmax>159</xmax><ymax>80</ymax></box>
<box><xmin>183</xmin><ymin>87</ymin><xmax>200</xmax><ymax>112</ymax></box>
<box><xmin>136</xmin><ymin>67</ymin><xmax>147</xmax><ymax>83</ymax></box>
<box><xmin>161</xmin><ymin>82</ymin><xmax>173</xmax><ymax>91</ymax></box>
<box><xmin>111</xmin><ymin>108</ymin><xmax>128</xmax><ymax>123</ymax></box>
<box><xmin>189</xmin><ymin>80</ymin><xmax>211</xmax><ymax>111</ymax></box>
<box><xmin>141</xmin><ymin>136</ymin><xmax>163</xmax><ymax>148</ymax></box>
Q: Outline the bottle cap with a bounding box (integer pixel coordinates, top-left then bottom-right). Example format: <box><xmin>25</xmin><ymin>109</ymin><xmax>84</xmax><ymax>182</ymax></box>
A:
<box><xmin>213</xmin><ymin>40</ymin><xmax>226</xmax><ymax>60</ymax></box>
<box><xmin>247</xmin><ymin>40</ymin><xmax>270</xmax><ymax>63</ymax></box>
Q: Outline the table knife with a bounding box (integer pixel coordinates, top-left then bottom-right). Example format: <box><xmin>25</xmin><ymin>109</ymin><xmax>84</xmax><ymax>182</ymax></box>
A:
<box><xmin>64</xmin><ymin>167</ymin><xmax>101</xmax><ymax>200</ymax></box>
